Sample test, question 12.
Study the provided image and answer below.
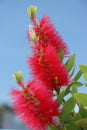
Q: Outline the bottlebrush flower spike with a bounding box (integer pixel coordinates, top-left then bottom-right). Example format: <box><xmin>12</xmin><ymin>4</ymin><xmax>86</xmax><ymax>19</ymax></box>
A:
<box><xmin>28</xmin><ymin>15</ymin><xmax>69</xmax><ymax>57</ymax></box>
<box><xmin>28</xmin><ymin>44</ymin><xmax>70</xmax><ymax>90</ymax></box>
<box><xmin>10</xmin><ymin>79</ymin><xmax>60</xmax><ymax>130</ymax></box>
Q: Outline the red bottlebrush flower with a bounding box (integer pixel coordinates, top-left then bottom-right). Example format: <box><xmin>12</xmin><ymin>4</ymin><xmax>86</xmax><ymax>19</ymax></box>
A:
<box><xmin>10</xmin><ymin>80</ymin><xmax>60</xmax><ymax>130</ymax></box>
<box><xmin>28</xmin><ymin>44</ymin><xmax>70</xmax><ymax>90</ymax></box>
<box><xmin>33</xmin><ymin>15</ymin><xmax>69</xmax><ymax>56</ymax></box>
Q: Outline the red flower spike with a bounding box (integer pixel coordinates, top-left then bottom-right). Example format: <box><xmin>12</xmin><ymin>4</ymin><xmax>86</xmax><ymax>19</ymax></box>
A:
<box><xmin>10</xmin><ymin>80</ymin><xmax>60</xmax><ymax>130</ymax></box>
<box><xmin>28</xmin><ymin>44</ymin><xmax>70</xmax><ymax>90</ymax></box>
<box><xmin>33</xmin><ymin>15</ymin><xmax>69</xmax><ymax>56</ymax></box>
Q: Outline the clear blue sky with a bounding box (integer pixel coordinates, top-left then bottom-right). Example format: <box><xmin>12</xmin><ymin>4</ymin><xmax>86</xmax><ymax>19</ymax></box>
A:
<box><xmin>0</xmin><ymin>0</ymin><xmax>87</xmax><ymax>104</ymax></box>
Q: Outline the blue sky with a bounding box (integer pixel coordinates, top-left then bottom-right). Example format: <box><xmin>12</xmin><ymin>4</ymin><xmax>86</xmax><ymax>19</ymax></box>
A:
<box><xmin>0</xmin><ymin>0</ymin><xmax>87</xmax><ymax>104</ymax></box>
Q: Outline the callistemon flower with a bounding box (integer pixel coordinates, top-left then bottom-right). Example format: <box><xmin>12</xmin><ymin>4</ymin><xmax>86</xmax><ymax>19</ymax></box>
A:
<box><xmin>28</xmin><ymin>44</ymin><xmax>70</xmax><ymax>90</ymax></box>
<box><xmin>10</xmin><ymin>80</ymin><xmax>60</xmax><ymax>130</ymax></box>
<box><xmin>29</xmin><ymin>15</ymin><xmax>69</xmax><ymax>56</ymax></box>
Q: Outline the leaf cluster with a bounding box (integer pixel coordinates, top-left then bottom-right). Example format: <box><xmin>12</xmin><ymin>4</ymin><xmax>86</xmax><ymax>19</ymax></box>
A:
<box><xmin>49</xmin><ymin>55</ymin><xmax>87</xmax><ymax>130</ymax></box>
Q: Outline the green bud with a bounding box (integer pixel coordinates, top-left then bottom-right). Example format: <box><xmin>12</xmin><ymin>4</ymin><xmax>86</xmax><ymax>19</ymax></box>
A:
<box><xmin>30</xmin><ymin>31</ymin><xmax>39</xmax><ymax>42</ymax></box>
<box><xmin>27</xmin><ymin>5</ymin><xmax>37</xmax><ymax>18</ymax></box>
<box><xmin>13</xmin><ymin>71</ymin><xmax>23</xmax><ymax>83</ymax></box>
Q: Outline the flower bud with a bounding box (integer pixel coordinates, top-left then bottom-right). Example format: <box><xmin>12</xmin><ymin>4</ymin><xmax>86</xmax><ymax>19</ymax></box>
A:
<box><xmin>28</xmin><ymin>25</ymin><xmax>39</xmax><ymax>42</ymax></box>
<box><xmin>27</xmin><ymin>5</ymin><xmax>37</xmax><ymax>18</ymax></box>
<box><xmin>30</xmin><ymin>31</ymin><xmax>39</xmax><ymax>42</ymax></box>
<box><xmin>13</xmin><ymin>71</ymin><xmax>23</xmax><ymax>84</ymax></box>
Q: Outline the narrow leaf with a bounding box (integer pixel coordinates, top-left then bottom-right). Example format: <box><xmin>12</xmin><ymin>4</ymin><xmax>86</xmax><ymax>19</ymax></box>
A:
<box><xmin>72</xmin><ymin>113</ymin><xmax>81</xmax><ymax>121</ymax></box>
<box><xmin>83</xmin><ymin>72</ymin><xmax>87</xmax><ymax>81</ymax></box>
<box><xmin>65</xmin><ymin>85</ymin><xmax>71</xmax><ymax>95</ymax></box>
<box><xmin>72</xmin><ymin>81</ymin><xmax>83</xmax><ymax>87</ymax></box>
<box><xmin>65</xmin><ymin>122</ymin><xmax>81</xmax><ymax>130</ymax></box>
<box><xmin>72</xmin><ymin>86</ymin><xmax>77</xmax><ymax>93</ymax></box>
<box><xmin>70</xmin><ymin>65</ymin><xmax>75</xmax><ymax>77</ymax></box>
<box><xmin>60</xmin><ymin>97</ymin><xmax>76</xmax><ymax>123</ymax></box>
<box><xmin>65</xmin><ymin>54</ymin><xmax>75</xmax><ymax>72</ymax></box>
<box><xmin>79</xmin><ymin>105</ymin><xmax>87</xmax><ymax>118</ymax></box>
<box><xmin>75</xmin><ymin>118</ymin><xmax>87</xmax><ymax>128</ymax></box>
<box><xmin>73</xmin><ymin>93</ymin><xmax>87</xmax><ymax>106</ymax></box>
<box><xmin>57</xmin><ymin>91</ymin><xmax>65</xmax><ymax>103</ymax></box>
<box><xmin>84</xmin><ymin>106</ymin><xmax>87</xmax><ymax>110</ymax></box>
<box><xmin>74</xmin><ymin>70</ymin><xmax>82</xmax><ymax>81</ymax></box>
<box><xmin>79</xmin><ymin>64</ymin><xmax>87</xmax><ymax>73</ymax></box>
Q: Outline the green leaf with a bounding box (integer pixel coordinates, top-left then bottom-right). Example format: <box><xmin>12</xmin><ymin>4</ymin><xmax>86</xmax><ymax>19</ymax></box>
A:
<box><xmin>73</xmin><ymin>93</ymin><xmax>87</xmax><ymax>106</ymax></box>
<box><xmin>70</xmin><ymin>65</ymin><xmax>75</xmax><ymax>77</ymax></box>
<box><xmin>65</xmin><ymin>85</ymin><xmax>71</xmax><ymax>95</ymax></box>
<box><xmin>60</xmin><ymin>97</ymin><xmax>76</xmax><ymax>123</ymax></box>
<box><xmin>72</xmin><ymin>86</ymin><xmax>78</xmax><ymax>93</ymax></box>
<box><xmin>75</xmin><ymin>118</ymin><xmax>87</xmax><ymax>128</ymax></box>
<box><xmin>79</xmin><ymin>105</ymin><xmax>87</xmax><ymax>118</ymax></box>
<box><xmin>65</xmin><ymin>122</ymin><xmax>81</xmax><ymax>130</ymax></box>
<box><xmin>72</xmin><ymin>81</ymin><xmax>83</xmax><ymax>87</ymax></box>
<box><xmin>74</xmin><ymin>70</ymin><xmax>82</xmax><ymax>81</ymax></box>
<box><xmin>48</xmin><ymin>125</ymin><xmax>58</xmax><ymax>130</ymax></box>
<box><xmin>79</xmin><ymin>64</ymin><xmax>87</xmax><ymax>81</ymax></box>
<box><xmin>79</xmin><ymin>64</ymin><xmax>87</xmax><ymax>73</ymax></box>
<box><xmin>64</xmin><ymin>81</ymin><xmax>82</xmax><ymax>97</ymax></box>
<box><xmin>84</xmin><ymin>106</ymin><xmax>87</xmax><ymax>110</ymax></box>
<box><xmin>83</xmin><ymin>72</ymin><xmax>87</xmax><ymax>81</ymax></box>
<box><xmin>72</xmin><ymin>113</ymin><xmax>81</xmax><ymax>121</ymax></box>
<box><xmin>57</xmin><ymin>91</ymin><xmax>65</xmax><ymax>103</ymax></box>
<box><xmin>65</xmin><ymin>54</ymin><xmax>75</xmax><ymax>72</ymax></box>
